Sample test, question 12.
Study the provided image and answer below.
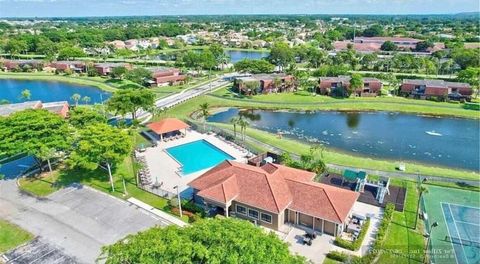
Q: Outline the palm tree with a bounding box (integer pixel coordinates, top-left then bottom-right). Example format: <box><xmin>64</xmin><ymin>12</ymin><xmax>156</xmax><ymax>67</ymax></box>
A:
<box><xmin>199</xmin><ymin>103</ymin><xmax>210</xmax><ymax>132</ymax></box>
<box><xmin>310</xmin><ymin>159</ymin><xmax>326</xmax><ymax>174</ymax></box>
<box><xmin>238</xmin><ymin>118</ymin><xmax>249</xmax><ymax>141</ymax></box>
<box><xmin>82</xmin><ymin>96</ymin><xmax>91</xmax><ymax>105</ymax></box>
<box><xmin>273</xmin><ymin>77</ymin><xmax>282</xmax><ymax>92</ymax></box>
<box><xmin>230</xmin><ymin>117</ymin><xmax>239</xmax><ymax>138</ymax></box>
<box><xmin>20</xmin><ymin>89</ymin><xmax>31</xmax><ymax>101</ymax></box>
<box><xmin>415</xmin><ymin>185</ymin><xmax>428</xmax><ymax>229</ymax></box>
<box><xmin>71</xmin><ymin>93</ymin><xmax>81</xmax><ymax>107</ymax></box>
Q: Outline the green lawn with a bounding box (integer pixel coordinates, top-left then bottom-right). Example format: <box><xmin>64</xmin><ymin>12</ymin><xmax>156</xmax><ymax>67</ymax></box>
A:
<box><xmin>322</xmin><ymin>257</ymin><xmax>341</xmax><ymax>264</ymax></box>
<box><xmin>378</xmin><ymin>181</ymin><xmax>425</xmax><ymax>264</ymax></box>
<box><xmin>0</xmin><ymin>219</ymin><xmax>33</xmax><ymax>253</ymax></box>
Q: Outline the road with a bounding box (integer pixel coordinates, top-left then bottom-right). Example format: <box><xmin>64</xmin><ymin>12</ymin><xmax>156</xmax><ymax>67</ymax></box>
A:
<box><xmin>138</xmin><ymin>76</ymin><xmax>231</xmax><ymax>122</ymax></box>
<box><xmin>0</xmin><ymin>181</ymin><xmax>169</xmax><ymax>263</ymax></box>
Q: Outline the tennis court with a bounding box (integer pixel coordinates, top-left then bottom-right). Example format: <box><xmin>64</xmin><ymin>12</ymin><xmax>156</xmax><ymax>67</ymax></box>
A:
<box><xmin>422</xmin><ymin>185</ymin><xmax>480</xmax><ymax>264</ymax></box>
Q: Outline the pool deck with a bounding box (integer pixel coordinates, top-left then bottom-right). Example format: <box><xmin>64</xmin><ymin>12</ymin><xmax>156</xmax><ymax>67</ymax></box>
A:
<box><xmin>137</xmin><ymin>130</ymin><xmax>248</xmax><ymax>197</ymax></box>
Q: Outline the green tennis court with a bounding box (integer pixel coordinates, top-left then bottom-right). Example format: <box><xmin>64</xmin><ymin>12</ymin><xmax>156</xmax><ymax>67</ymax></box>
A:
<box><xmin>422</xmin><ymin>185</ymin><xmax>480</xmax><ymax>264</ymax></box>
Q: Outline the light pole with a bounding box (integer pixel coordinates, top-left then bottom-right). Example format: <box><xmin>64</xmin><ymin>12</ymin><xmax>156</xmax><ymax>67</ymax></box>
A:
<box><xmin>173</xmin><ymin>185</ymin><xmax>183</xmax><ymax>218</ymax></box>
<box><xmin>424</xmin><ymin>221</ymin><xmax>439</xmax><ymax>264</ymax></box>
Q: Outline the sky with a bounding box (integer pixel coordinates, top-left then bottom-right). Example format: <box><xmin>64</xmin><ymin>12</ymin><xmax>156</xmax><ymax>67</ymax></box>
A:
<box><xmin>0</xmin><ymin>0</ymin><xmax>479</xmax><ymax>18</ymax></box>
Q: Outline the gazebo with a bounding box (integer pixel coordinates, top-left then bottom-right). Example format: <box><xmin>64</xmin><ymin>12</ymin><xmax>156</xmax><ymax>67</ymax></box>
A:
<box><xmin>147</xmin><ymin>118</ymin><xmax>190</xmax><ymax>141</ymax></box>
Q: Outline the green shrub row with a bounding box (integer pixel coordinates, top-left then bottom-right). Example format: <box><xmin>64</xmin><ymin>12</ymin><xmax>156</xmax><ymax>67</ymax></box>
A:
<box><xmin>334</xmin><ymin>218</ymin><xmax>371</xmax><ymax>251</ymax></box>
<box><xmin>328</xmin><ymin>203</ymin><xmax>395</xmax><ymax>263</ymax></box>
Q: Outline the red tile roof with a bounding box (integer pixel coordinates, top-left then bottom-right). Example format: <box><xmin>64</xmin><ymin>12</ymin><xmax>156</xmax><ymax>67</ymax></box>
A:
<box><xmin>147</xmin><ymin>118</ymin><xmax>189</xmax><ymax>135</ymax></box>
<box><xmin>189</xmin><ymin>161</ymin><xmax>359</xmax><ymax>223</ymax></box>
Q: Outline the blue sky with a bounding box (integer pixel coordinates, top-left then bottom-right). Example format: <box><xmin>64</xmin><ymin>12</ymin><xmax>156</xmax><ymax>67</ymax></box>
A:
<box><xmin>0</xmin><ymin>0</ymin><xmax>478</xmax><ymax>18</ymax></box>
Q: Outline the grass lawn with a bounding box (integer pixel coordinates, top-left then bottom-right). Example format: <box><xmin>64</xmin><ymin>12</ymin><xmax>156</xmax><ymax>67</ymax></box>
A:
<box><xmin>149</xmin><ymin>76</ymin><xmax>213</xmax><ymax>99</ymax></box>
<box><xmin>0</xmin><ymin>219</ymin><xmax>34</xmax><ymax>253</ymax></box>
<box><xmin>378</xmin><ymin>181</ymin><xmax>425</xmax><ymax>264</ymax></box>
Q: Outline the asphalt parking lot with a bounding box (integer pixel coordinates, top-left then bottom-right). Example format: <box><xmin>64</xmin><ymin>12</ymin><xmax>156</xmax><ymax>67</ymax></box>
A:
<box><xmin>0</xmin><ymin>181</ymin><xmax>167</xmax><ymax>263</ymax></box>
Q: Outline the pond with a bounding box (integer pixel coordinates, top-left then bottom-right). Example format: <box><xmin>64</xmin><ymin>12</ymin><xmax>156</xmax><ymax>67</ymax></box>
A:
<box><xmin>226</xmin><ymin>50</ymin><xmax>270</xmax><ymax>63</ymax></box>
<box><xmin>0</xmin><ymin>79</ymin><xmax>111</xmax><ymax>104</ymax></box>
<box><xmin>208</xmin><ymin>108</ymin><xmax>480</xmax><ymax>172</ymax></box>
<box><xmin>147</xmin><ymin>49</ymin><xmax>269</xmax><ymax>64</ymax></box>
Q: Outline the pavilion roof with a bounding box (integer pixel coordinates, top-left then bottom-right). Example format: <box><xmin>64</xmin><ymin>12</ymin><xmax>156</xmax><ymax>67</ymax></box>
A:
<box><xmin>147</xmin><ymin>118</ymin><xmax>189</xmax><ymax>135</ymax></box>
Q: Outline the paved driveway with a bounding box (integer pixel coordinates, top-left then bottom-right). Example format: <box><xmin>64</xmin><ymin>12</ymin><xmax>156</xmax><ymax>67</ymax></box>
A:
<box><xmin>0</xmin><ymin>180</ymin><xmax>167</xmax><ymax>263</ymax></box>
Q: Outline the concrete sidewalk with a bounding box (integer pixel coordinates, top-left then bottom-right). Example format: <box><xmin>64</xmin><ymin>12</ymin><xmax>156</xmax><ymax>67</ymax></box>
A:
<box><xmin>127</xmin><ymin>197</ymin><xmax>188</xmax><ymax>227</ymax></box>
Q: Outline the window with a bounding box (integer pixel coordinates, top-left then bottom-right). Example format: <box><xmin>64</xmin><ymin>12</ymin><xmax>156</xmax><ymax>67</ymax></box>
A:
<box><xmin>248</xmin><ymin>209</ymin><xmax>259</xmax><ymax>219</ymax></box>
<box><xmin>261</xmin><ymin>213</ymin><xmax>272</xmax><ymax>223</ymax></box>
<box><xmin>236</xmin><ymin>205</ymin><xmax>247</xmax><ymax>215</ymax></box>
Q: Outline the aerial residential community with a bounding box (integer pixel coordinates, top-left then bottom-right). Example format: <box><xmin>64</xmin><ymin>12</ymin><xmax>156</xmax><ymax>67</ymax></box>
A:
<box><xmin>0</xmin><ymin>1</ymin><xmax>479</xmax><ymax>264</ymax></box>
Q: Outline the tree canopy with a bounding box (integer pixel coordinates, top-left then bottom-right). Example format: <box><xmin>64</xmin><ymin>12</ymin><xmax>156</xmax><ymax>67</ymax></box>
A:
<box><xmin>68</xmin><ymin>107</ymin><xmax>107</xmax><ymax>128</ymax></box>
<box><xmin>0</xmin><ymin>109</ymin><xmax>71</xmax><ymax>163</ymax></box>
<box><xmin>125</xmin><ymin>67</ymin><xmax>152</xmax><ymax>85</ymax></box>
<box><xmin>67</xmin><ymin>123</ymin><xmax>131</xmax><ymax>191</ymax></box>
<box><xmin>234</xmin><ymin>59</ymin><xmax>275</xmax><ymax>73</ymax></box>
<box><xmin>107</xmin><ymin>89</ymin><xmax>155</xmax><ymax>120</ymax></box>
<box><xmin>380</xmin><ymin>41</ymin><xmax>397</xmax><ymax>51</ymax></box>
<box><xmin>269</xmin><ymin>42</ymin><xmax>295</xmax><ymax>70</ymax></box>
<box><xmin>100</xmin><ymin>218</ymin><xmax>306</xmax><ymax>264</ymax></box>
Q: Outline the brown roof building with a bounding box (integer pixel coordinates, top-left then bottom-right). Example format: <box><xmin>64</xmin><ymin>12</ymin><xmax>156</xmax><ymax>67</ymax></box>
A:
<box><xmin>189</xmin><ymin>161</ymin><xmax>359</xmax><ymax>236</ymax></box>
<box><xmin>318</xmin><ymin>76</ymin><xmax>383</xmax><ymax>97</ymax></box>
<box><xmin>400</xmin><ymin>79</ymin><xmax>472</xmax><ymax>101</ymax></box>
<box><xmin>233</xmin><ymin>74</ymin><xmax>296</xmax><ymax>95</ymax></box>
<box><xmin>149</xmin><ymin>68</ymin><xmax>186</xmax><ymax>87</ymax></box>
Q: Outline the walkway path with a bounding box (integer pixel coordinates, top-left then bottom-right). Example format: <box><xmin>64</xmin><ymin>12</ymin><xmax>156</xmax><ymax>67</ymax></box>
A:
<box><xmin>127</xmin><ymin>198</ymin><xmax>188</xmax><ymax>227</ymax></box>
<box><xmin>138</xmin><ymin>75</ymin><xmax>231</xmax><ymax>123</ymax></box>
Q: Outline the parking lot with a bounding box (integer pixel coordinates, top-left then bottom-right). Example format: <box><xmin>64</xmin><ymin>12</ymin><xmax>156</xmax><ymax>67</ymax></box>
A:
<box><xmin>0</xmin><ymin>181</ymin><xmax>167</xmax><ymax>263</ymax></box>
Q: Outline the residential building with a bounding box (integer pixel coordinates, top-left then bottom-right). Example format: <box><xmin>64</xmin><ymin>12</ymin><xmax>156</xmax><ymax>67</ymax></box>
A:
<box><xmin>318</xmin><ymin>76</ymin><xmax>383</xmax><ymax>97</ymax></box>
<box><xmin>234</xmin><ymin>74</ymin><xmax>296</xmax><ymax>95</ymax></box>
<box><xmin>189</xmin><ymin>161</ymin><xmax>359</xmax><ymax>236</ymax></box>
<box><xmin>50</xmin><ymin>61</ymin><xmax>86</xmax><ymax>73</ymax></box>
<box><xmin>0</xmin><ymin>101</ymin><xmax>69</xmax><ymax>118</ymax></box>
<box><xmin>149</xmin><ymin>68</ymin><xmax>186</xmax><ymax>87</ymax></box>
<box><xmin>108</xmin><ymin>40</ymin><xmax>126</xmax><ymax>49</ymax></box>
<box><xmin>94</xmin><ymin>63</ymin><xmax>132</xmax><ymax>76</ymax></box>
<box><xmin>400</xmin><ymin>79</ymin><xmax>472</xmax><ymax>101</ymax></box>
<box><xmin>1</xmin><ymin>60</ymin><xmax>43</xmax><ymax>71</ymax></box>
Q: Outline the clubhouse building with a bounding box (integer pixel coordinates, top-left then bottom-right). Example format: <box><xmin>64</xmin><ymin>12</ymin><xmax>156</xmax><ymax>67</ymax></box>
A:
<box><xmin>189</xmin><ymin>160</ymin><xmax>359</xmax><ymax>236</ymax></box>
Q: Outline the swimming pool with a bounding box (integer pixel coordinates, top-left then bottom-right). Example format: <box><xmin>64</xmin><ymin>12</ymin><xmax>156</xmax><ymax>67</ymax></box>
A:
<box><xmin>166</xmin><ymin>140</ymin><xmax>234</xmax><ymax>175</ymax></box>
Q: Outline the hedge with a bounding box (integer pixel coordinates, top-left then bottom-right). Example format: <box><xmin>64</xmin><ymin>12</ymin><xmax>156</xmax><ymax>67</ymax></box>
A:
<box><xmin>334</xmin><ymin>218</ymin><xmax>371</xmax><ymax>251</ymax></box>
<box><xmin>328</xmin><ymin>203</ymin><xmax>395</xmax><ymax>264</ymax></box>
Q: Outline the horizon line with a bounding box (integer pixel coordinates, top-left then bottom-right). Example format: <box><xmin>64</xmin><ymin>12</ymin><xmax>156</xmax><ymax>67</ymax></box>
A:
<box><xmin>1</xmin><ymin>12</ymin><xmax>478</xmax><ymax>19</ymax></box>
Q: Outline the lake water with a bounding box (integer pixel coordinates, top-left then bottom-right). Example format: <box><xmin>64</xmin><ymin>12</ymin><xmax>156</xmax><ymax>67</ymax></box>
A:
<box><xmin>149</xmin><ymin>50</ymin><xmax>269</xmax><ymax>63</ymax></box>
<box><xmin>208</xmin><ymin>108</ymin><xmax>480</xmax><ymax>171</ymax></box>
<box><xmin>0</xmin><ymin>79</ymin><xmax>111</xmax><ymax>104</ymax></box>
<box><xmin>227</xmin><ymin>50</ymin><xmax>270</xmax><ymax>63</ymax></box>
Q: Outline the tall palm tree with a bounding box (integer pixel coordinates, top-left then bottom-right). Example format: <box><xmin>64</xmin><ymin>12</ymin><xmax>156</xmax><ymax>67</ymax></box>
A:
<box><xmin>230</xmin><ymin>117</ymin><xmax>239</xmax><ymax>138</ymax></box>
<box><xmin>82</xmin><ymin>96</ymin><xmax>91</xmax><ymax>105</ymax></box>
<box><xmin>71</xmin><ymin>93</ymin><xmax>81</xmax><ymax>107</ymax></box>
<box><xmin>415</xmin><ymin>185</ymin><xmax>428</xmax><ymax>229</ymax></box>
<box><xmin>238</xmin><ymin>118</ymin><xmax>249</xmax><ymax>141</ymax></box>
<box><xmin>199</xmin><ymin>103</ymin><xmax>210</xmax><ymax>132</ymax></box>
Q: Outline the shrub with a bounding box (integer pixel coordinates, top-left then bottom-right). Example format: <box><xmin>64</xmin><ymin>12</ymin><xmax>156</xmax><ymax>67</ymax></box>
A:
<box><xmin>326</xmin><ymin>251</ymin><xmax>349</xmax><ymax>262</ymax></box>
<box><xmin>169</xmin><ymin>197</ymin><xmax>179</xmax><ymax>208</ymax></box>
<box><xmin>181</xmin><ymin>200</ymin><xmax>205</xmax><ymax>216</ymax></box>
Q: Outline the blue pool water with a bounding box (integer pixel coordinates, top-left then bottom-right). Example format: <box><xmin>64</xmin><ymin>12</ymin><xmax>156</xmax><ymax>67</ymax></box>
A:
<box><xmin>166</xmin><ymin>140</ymin><xmax>234</xmax><ymax>175</ymax></box>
